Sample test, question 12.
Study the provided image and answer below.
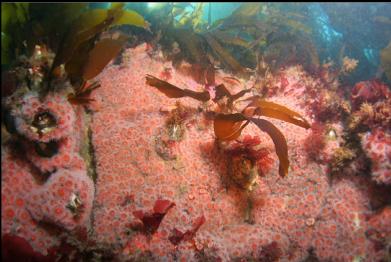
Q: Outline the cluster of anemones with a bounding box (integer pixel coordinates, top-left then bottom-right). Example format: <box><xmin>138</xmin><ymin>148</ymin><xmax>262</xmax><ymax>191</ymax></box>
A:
<box><xmin>8</xmin><ymin>91</ymin><xmax>80</xmax><ymax>173</ymax></box>
<box><xmin>3</xmin><ymin>89</ymin><xmax>95</xmax><ymax>231</ymax></box>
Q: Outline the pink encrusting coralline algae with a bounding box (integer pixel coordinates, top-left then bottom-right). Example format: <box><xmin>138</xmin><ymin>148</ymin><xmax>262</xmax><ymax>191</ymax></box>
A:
<box><xmin>2</xmin><ymin>43</ymin><xmax>391</xmax><ymax>261</ymax></box>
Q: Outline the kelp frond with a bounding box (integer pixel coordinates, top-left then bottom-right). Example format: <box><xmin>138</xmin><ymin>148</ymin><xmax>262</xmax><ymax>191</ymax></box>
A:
<box><xmin>248</xmin><ymin>118</ymin><xmax>289</xmax><ymax>177</ymax></box>
<box><xmin>203</xmin><ymin>33</ymin><xmax>247</xmax><ymax>75</ymax></box>
<box><xmin>52</xmin><ymin>5</ymin><xmax>147</xmax><ymax>71</ymax></box>
<box><xmin>175</xmin><ymin>3</ymin><xmax>206</xmax><ymax>32</ymax></box>
<box><xmin>49</xmin><ymin>4</ymin><xmax>147</xmax><ymax>93</ymax></box>
<box><xmin>82</xmin><ymin>36</ymin><xmax>128</xmax><ymax>80</ymax></box>
<box><xmin>146</xmin><ymin>74</ymin><xmax>210</xmax><ymax>101</ymax></box>
<box><xmin>243</xmin><ymin>96</ymin><xmax>311</xmax><ymax>129</ymax></box>
<box><xmin>213</xmin><ymin>84</ymin><xmax>251</xmax><ymax>109</ymax></box>
<box><xmin>213</xmin><ymin>113</ymin><xmax>249</xmax><ymax>141</ymax></box>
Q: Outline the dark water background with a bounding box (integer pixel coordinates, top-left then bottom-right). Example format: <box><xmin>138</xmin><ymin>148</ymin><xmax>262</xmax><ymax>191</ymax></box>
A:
<box><xmin>3</xmin><ymin>3</ymin><xmax>391</xmax><ymax>84</ymax></box>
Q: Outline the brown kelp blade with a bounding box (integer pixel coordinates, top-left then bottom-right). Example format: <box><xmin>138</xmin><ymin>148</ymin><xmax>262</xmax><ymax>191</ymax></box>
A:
<box><xmin>214</xmin><ymin>84</ymin><xmax>251</xmax><ymax>103</ymax></box>
<box><xmin>52</xmin><ymin>5</ymin><xmax>146</xmax><ymax>73</ymax></box>
<box><xmin>82</xmin><ymin>36</ymin><xmax>127</xmax><ymax>80</ymax></box>
<box><xmin>213</xmin><ymin>113</ymin><xmax>249</xmax><ymax>141</ymax></box>
<box><xmin>52</xmin><ymin>9</ymin><xmax>109</xmax><ymax>70</ymax></box>
<box><xmin>244</xmin><ymin>96</ymin><xmax>311</xmax><ymax>129</ymax></box>
<box><xmin>64</xmin><ymin>38</ymin><xmax>95</xmax><ymax>85</ymax></box>
<box><xmin>213</xmin><ymin>84</ymin><xmax>232</xmax><ymax>102</ymax></box>
<box><xmin>170</xmin><ymin>28</ymin><xmax>208</xmax><ymax>65</ymax></box>
<box><xmin>204</xmin><ymin>33</ymin><xmax>246</xmax><ymax>75</ymax></box>
<box><xmin>70</xmin><ymin>9</ymin><xmax>108</xmax><ymax>37</ymax></box>
<box><xmin>213</xmin><ymin>30</ymin><xmax>250</xmax><ymax>48</ymax></box>
<box><xmin>231</xmin><ymin>89</ymin><xmax>252</xmax><ymax>101</ymax></box>
<box><xmin>249</xmin><ymin>118</ymin><xmax>289</xmax><ymax>178</ymax></box>
<box><xmin>182</xmin><ymin>88</ymin><xmax>211</xmax><ymax>102</ymax></box>
<box><xmin>113</xmin><ymin>9</ymin><xmax>148</xmax><ymax>28</ymax></box>
<box><xmin>146</xmin><ymin>75</ymin><xmax>210</xmax><ymax>102</ymax></box>
<box><xmin>230</xmin><ymin>3</ymin><xmax>262</xmax><ymax>18</ymax></box>
<box><xmin>146</xmin><ymin>74</ymin><xmax>186</xmax><ymax>98</ymax></box>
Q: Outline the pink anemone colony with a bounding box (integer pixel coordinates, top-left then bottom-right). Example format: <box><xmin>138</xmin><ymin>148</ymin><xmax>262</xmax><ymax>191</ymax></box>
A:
<box><xmin>2</xmin><ymin>42</ymin><xmax>390</xmax><ymax>262</ymax></box>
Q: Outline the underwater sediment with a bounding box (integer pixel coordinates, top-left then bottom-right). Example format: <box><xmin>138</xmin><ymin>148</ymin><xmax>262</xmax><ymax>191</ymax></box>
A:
<box><xmin>2</xmin><ymin>3</ymin><xmax>391</xmax><ymax>262</ymax></box>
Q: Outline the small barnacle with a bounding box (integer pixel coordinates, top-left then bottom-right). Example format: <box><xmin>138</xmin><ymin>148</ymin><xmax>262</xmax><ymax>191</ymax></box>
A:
<box><xmin>305</xmin><ymin>217</ymin><xmax>316</xmax><ymax>227</ymax></box>
<box><xmin>165</xmin><ymin>102</ymin><xmax>195</xmax><ymax>141</ymax></box>
<box><xmin>168</xmin><ymin>123</ymin><xmax>185</xmax><ymax>141</ymax></box>
<box><xmin>31</xmin><ymin>111</ymin><xmax>57</xmax><ymax>136</ymax></box>
<box><xmin>326</xmin><ymin>127</ymin><xmax>337</xmax><ymax>141</ymax></box>
<box><xmin>154</xmin><ymin>128</ymin><xmax>177</xmax><ymax>161</ymax></box>
<box><xmin>66</xmin><ymin>192</ymin><xmax>84</xmax><ymax>217</ymax></box>
<box><xmin>170</xmin><ymin>158</ymin><xmax>185</xmax><ymax>171</ymax></box>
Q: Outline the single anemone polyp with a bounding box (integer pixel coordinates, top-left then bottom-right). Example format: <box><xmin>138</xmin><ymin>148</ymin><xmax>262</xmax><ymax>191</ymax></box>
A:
<box><xmin>31</xmin><ymin>110</ymin><xmax>57</xmax><ymax>137</ymax></box>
